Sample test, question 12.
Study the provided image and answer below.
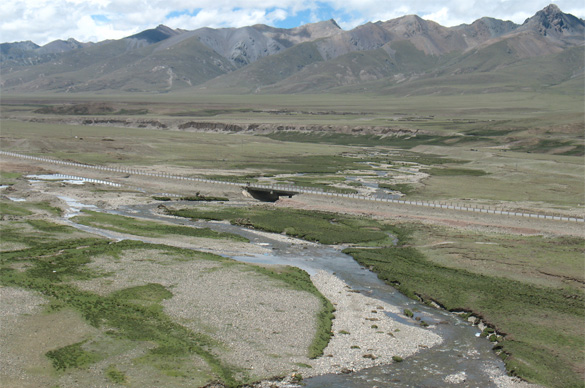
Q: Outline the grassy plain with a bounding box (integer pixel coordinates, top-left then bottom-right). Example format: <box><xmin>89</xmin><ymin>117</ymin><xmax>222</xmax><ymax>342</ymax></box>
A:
<box><xmin>346</xmin><ymin>240</ymin><xmax>584</xmax><ymax>388</ymax></box>
<box><xmin>1</xmin><ymin>238</ymin><xmax>241</xmax><ymax>386</ymax></box>
<box><xmin>0</xmin><ymin>171</ymin><xmax>22</xmax><ymax>185</ymax></box>
<box><xmin>73</xmin><ymin>210</ymin><xmax>248</xmax><ymax>242</ymax></box>
<box><xmin>0</xmin><ymin>200</ymin><xmax>331</xmax><ymax>387</ymax></box>
<box><xmin>3</xmin><ymin>90</ymin><xmax>583</xmax><ymax>134</ymax></box>
<box><xmin>1</xmin><ymin>90</ymin><xmax>583</xmax><ymax>387</ymax></box>
<box><xmin>411</xmin><ymin>224</ymin><xmax>584</xmax><ymax>290</ymax></box>
<box><xmin>3</xmin><ymin>89</ymin><xmax>584</xmax><ymax>208</ymax></box>
<box><xmin>410</xmin><ymin>146</ymin><xmax>585</xmax><ymax>208</ymax></box>
<box><xmin>167</xmin><ymin>205</ymin><xmax>399</xmax><ymax>246</ymax></box>
<box><xmin>1</xmin><ymin>118</ymin><xmax>583</xmax><ymax>211</ymax></box>
<box><xmin>0</xmin><ymin>119</ymin><xmax>356</xmax><ymax>173</ymax></box>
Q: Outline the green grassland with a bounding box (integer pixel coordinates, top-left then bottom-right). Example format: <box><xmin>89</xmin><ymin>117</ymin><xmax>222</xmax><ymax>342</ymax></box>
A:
<box><xmin>1</xmin><ymin>239</ymin><xmax>334</xmax><ymax>386</ymax></box>
<box><xmin>0</xmin><ymin>199</ymin><xmax>84</xmax><ymax>252</ymax></box>
<box><xmin>346</xmin><ymin>243</ymin><xmax>584</xmax><ymax>388</ymax></box>
<box><xmin>0</xmin><ymin>119</ymin><xmax>357</xmax><ymax>174</ymax></box>
<box><xmin>167</xmin><ymin>205</ymin><xmax>399</xmax><ymax>246</ymax></box>
<box><xmin>0</xmin><ymin>171</ymin><xmax>22</xmax><ymax>185</ymax></box>
<box><xmin>170</xmin><ymin>205</ymin><xmax>585</xmax><ymax>388</ymax></box>
<box><xmin>2</xmin><ymin>87</ymin><xmax>583</xmax><ymax>210</ymax></box>
<box><xmin>410</xmin><ymin>146</ymin><xmax>585</xmax><ymax>207</ymax></box>
<box><xmin>2</xmin><ymin>116</ymin><xmax>582</xmax><ymax>210</ymax></box>
<box><xmin>0</xmin><ymin>200</ymin><xmax>335</xmax><ymax>386</ymax></box>
<box><xmin>4</xmin><ymin>88</ymin><xmax>583</xmax><ymax>133</ymax></box>
<box><xmin>0</xmin><ymin>200</ymin><xmax>61</xmax><ymax>218</ymax></box>
<box><xmin>2</xmin><ymin>88</ymin><xmax>583</xmax><ymax>210</ymax></box>
<box><xmin>274</xmin><ymin>175</ymin><xmax>358</xmax><ymax>194</ymax></box>
<box><xmin>1</xmin><ymin>239</ymin><xmax>241</xmax><ymax>386</ymax></box>
<box><xmin>73</xmin><ymin>210</ymin><xmax>249</xmax><ymax>242</ymax></box>
<box><xmin>1</xmin><ymin>88</ymin><xmax>583</xmax><ymax>387</ymax></box>
<box><xmin>411</xmin><ymin>224</ymin><xmax>584</xmax><ymax>292</ymax></box>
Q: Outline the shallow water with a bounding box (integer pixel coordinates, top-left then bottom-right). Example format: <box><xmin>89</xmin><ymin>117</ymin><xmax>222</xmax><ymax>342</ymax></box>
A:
<box><xmin>27</xmin><ymin>174</ymin><xmax>122</xmax><ymax>187</ymax></box>
<box><xmin>108</xmin><ymin>203</ymin><xmax>510</xmax><ymax>387</ymax></box>
<box><xmin>345</xmin><ymin>175</ymin><xmax>401</xmax><ymax>199</ymax></box>
<box><xmin>6</xmin><ymin>196</ymin><xmax>27</xmax><ymax>202</ymax></box>
<box><xmin>57</xmin><ymin>195</ymin><xmax>98</xmax><ymax>218</ymax></box>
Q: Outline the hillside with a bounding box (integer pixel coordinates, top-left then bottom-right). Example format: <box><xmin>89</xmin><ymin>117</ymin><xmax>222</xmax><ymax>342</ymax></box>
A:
<box><xmin>0</xmin><ymin>4</ymin><xmax>583</xmax><ymax>95</ymax></box>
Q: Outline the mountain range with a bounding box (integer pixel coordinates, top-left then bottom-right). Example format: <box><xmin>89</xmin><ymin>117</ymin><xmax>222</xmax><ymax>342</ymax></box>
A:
<box><xmin>1</xmin><ymin>4</ymin><xmax>583</xmax><ymax>95</ymax></box>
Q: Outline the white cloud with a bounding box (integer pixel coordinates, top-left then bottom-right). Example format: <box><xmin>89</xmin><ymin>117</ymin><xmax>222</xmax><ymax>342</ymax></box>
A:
<box><xmin>422</xmin><ymin>7</ymin><xmax>452</xmax><ymax>25</ymax></box>
<box><xmin>336</xmin><ymin>16</ymin><xmax>367</xmax><ymax>31</ymax></box>
<box><xmin>75</xmin><ymin>15</ymin><xmax>138</xmax><ymax>43</ymax></box>
<box><xmin>1</xmin><ymin>0</ymin><xmax>584</xmax><ymax>45</ymax></box>
<box><xmin>166</xmin><ymin>7</ymin><xmax>283</xmax><ymax>30</ymax></box>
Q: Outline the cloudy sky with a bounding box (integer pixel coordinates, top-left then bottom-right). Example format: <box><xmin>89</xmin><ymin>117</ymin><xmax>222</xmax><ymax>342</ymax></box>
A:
<box><xmin>2</xmin><ymin>0</ymin><xmax>584</xmax><ymax>45</ymax></box>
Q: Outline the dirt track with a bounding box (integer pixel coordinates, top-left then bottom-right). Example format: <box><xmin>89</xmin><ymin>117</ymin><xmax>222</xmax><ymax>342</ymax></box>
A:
<box><xmin>276</xmin><ymin>195</ymin><xmax>585</xmax><ymax>238</ymax></box>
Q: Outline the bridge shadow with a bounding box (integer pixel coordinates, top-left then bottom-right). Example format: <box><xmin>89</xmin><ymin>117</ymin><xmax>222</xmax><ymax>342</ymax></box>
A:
<box><xmin>244</xmin><ymin>186</ymin><xmax>298</xmax><ymax>202</ymax></box>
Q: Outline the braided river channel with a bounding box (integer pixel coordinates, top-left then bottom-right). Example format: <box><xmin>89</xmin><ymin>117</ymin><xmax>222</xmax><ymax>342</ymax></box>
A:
<box><xmin>66</xmin><ymin>200</ymin><xmax>514</xmax><ymax>388</ymax></box>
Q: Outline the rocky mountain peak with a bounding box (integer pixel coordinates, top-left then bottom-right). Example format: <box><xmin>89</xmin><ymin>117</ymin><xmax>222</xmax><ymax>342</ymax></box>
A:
<box><xmin>541</xmin><ymin>3</ymin><xmax>562</xmax><ymax>15</ymax></box>
<box><xmin>126</xmin><ymin>24</ymin><xmax>181</xmax><ymax>44</ymax></box>
<box><xmin>465</xmin><ymin>17</ymin><xmax>518</xmax><ymax>36</ymax></box>
<box><xmin>327</xmin><ymin>19</ymin><xmax>341</xmax><ymax>29</ymax></box>
<box><xmin>312</xmin><ymin>18</ymin><xmax>342</xmax><ymax>31</ymax></box>
<box><xmin>377</xmin><ymin>14</ymin><xmax>429</xmax><ymax>38</ymax></box>
<box><xmin>0</xmin><ymin>40</ymin><xmax>39</xmax><ymax>54</ymax></box>
<box><xmin>289</xmin><ymin>19</ymin><xmax>343</xmax><ymax>39</ymax></box>
<box><xmin>522</xmin><ymin>3</ymin><xmax>585</xmax><ymax>38</ymax></box>
<box><xmin>36</xmin><ymin>38</ymin><xmax>85</xmax><ymax>54</ymax></box>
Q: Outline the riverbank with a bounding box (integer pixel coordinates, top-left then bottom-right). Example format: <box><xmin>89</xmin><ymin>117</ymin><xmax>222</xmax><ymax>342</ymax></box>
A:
<box><xmin>1</xmin><ymin>170</ymin><xmax>560</xmax><ymax>387</ymax></box>
<box><xmin>1</xmin><ymin>176</ymin><xmax>443</xmax><ymax>387</ymax></box>
<box><xmin>308</xmin><ymin>271</ymin><xmax>441</xmax><ymax>375</ymax></box>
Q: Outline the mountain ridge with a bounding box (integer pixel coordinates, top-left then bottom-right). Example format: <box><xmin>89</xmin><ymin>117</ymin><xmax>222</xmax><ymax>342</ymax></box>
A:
<box><xmin>1</xmin><ymin>4</ymin><xmax>583</xmax><ymax>95</ymax></box>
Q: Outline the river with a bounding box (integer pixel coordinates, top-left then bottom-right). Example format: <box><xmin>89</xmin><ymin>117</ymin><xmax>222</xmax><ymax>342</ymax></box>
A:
<box><xmin>95</xmin><ymin>202</ymin><xmax>514</xmax><ymax>388</ymax></box>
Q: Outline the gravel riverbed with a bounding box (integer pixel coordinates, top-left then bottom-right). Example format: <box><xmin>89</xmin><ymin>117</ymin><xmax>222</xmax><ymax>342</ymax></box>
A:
<box><xmin>307</xmin><ymin>271</ymin><xmax>442</xmax><ymax>376</ymax></box>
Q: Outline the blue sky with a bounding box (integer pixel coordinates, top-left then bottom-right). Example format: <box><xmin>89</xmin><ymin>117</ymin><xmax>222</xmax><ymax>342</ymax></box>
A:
<box><xmin>2</xmin><ymin>1</ymin><xmax>584</xmax><ymax>45</ymax></box>
<box><xmin>163</xmin><ymin>3</ymin><xmax>344</xmax><ymax>28</ymax></box>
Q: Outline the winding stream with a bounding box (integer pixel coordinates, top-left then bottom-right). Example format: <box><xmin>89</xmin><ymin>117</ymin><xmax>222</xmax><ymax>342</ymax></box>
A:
<box><xmin>14</xmin><ymin>173</ymin><xmax>515</xmax><ymax>386</ymax></box>
<box><xmin>101</xmin><ymin>202</ymin><xmax>512</xmax><ymax>387</ymax></box>
<box><xmin>20</xmin><ymin>169</ymin><xmax>515</xmax><ymax>387</ymax></box>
